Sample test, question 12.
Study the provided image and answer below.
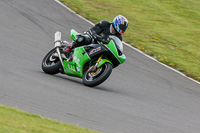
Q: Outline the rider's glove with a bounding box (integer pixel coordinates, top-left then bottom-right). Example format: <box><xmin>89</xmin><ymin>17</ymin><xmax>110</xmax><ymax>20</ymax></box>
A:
<box><xmin>92</xmin><ymin>34</ymin><xmax>109</xmax><ymax>43</ymax></box>
<box><xmin>92</xmin><ymin>34</ymin><xmax>103</xmax><ymax>41</ymax></box>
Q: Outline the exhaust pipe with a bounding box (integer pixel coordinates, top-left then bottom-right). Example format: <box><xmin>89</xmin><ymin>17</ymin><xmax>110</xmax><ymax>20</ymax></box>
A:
<box><xmin>54</xmin><ymin>31</ymin><xmax>64</xmax><ymax>71</ymax></box>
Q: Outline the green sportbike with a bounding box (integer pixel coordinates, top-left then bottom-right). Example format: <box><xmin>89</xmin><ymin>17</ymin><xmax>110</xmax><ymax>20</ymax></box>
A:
<box><xmin>42</xmin><ymin>29</ymin><xmax>126</xmax><ymax>87</ymax></box>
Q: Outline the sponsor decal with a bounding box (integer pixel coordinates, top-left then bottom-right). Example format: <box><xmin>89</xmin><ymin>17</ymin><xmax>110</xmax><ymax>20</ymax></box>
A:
<box><xmin>89</xmin><ymin>47</ymin><xmax>101</xmax><ymax>55</ymax></box>
<box><xmin>67</xmin><ymin>64</ymin><xmax>76</xmax><ymax>72</ymax></box>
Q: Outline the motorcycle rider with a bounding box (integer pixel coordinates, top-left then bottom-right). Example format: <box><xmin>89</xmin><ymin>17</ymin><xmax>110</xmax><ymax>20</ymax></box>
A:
<box><xmin>63</xmin><ymin>15</ymin><xmax>128</xmax><ymax>54</ymax></box>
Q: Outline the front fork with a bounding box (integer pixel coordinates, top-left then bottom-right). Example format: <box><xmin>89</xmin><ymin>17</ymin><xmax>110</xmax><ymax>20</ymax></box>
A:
<box><xmin>88</xmin><ymin>54</ymin><xmax>113</xmax><ymax>72</ymax></box>
<box><xmin>87</xmin><ymin>54</ymin><xmax>103</xmax><ymax>72</ymax></box>
<box><xmin>91</xmin><ymin>54</ymin><xmax>103</xmax><ymax>71</ymax></box>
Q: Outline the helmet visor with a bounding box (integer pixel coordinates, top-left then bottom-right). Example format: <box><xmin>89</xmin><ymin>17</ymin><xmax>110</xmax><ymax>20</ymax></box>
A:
<box><xmin>119</xmin><ymin>23</ymin><xmax>128</xmax><ymax>32</ymax></box>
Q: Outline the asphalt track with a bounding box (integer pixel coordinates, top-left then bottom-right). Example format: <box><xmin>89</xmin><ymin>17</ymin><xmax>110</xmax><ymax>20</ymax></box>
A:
<box><xmin>0</xmin><ymin>0</ymin><xmax>200</xmax><ymax>133</ymax></box>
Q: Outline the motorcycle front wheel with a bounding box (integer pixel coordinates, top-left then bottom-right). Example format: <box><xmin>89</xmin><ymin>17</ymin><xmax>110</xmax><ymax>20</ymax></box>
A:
<box><xmin>83</xmin><ymin>62</ymin><xmax>113</xmax><ymax>87</ymax></box>
<box><xmin>42</xmin><ymin>48</ymin><xmax>61</xmax><ymax>74</ymax></box>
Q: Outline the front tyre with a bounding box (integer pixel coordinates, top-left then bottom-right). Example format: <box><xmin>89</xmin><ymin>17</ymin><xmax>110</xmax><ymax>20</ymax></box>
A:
<box><xmin>83</xmin><ymin>63</ymin><xmax>113</xmax><ymax>87</ymax></box>
<box><xmin>42</xmin><ymin>48</ymin><xmax>61</xmax><ymax>74</ymax></box>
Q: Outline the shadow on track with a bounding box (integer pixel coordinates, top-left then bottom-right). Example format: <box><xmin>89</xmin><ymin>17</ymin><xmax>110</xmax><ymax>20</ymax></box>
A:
<box><xmin>39</xmin><ymin>71</ymin><xmax>122</xmax><ymax>94</ymax></box>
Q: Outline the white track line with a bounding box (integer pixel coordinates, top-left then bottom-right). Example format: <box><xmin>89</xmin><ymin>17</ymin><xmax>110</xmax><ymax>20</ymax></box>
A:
<box><xmin>54</xmin><ymin>0</ymin><xmax>200</xmax><ymax>85</ymax></box>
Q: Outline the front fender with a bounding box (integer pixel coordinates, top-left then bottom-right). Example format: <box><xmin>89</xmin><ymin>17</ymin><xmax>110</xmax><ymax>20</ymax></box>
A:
<box><xmin>97</xmin><ymin>59</ymin><xmax>113</xmax><ymax>68</ymax></box>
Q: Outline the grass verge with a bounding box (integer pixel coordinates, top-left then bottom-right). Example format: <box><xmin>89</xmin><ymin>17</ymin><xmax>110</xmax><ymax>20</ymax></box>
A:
<box><xmin>0</xmin><ymin>105</ymin><xmax>99</xmax><ymax>133</ymax></box>
<box><xmin>60</xmin><ymin>0</ymin><xmax>200</xmax><ymax>82</ymax></box>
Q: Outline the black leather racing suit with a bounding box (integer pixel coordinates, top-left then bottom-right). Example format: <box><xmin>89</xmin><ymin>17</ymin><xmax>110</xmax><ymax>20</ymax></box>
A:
<box><xmin>72</xmin><ymin>20</ymin><xmax>122</xmax><ymax>48</ymax></box>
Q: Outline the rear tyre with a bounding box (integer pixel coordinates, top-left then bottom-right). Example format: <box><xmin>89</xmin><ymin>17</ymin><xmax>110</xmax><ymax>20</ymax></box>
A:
<box><xmin>42</xmin><ymin>48</ymin><xmax>61</xmax><ymax>74</ymax></box>
<box><xmin>83</xmin><ymin>63</ymin><xmax>112</xmax><ymax>87</ymax></box>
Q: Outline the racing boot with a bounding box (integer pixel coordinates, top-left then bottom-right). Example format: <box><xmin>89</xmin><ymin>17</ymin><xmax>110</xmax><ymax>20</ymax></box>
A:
<box><xmin>62</xmin><ymin>42</ymin><xmax>76</xmax><ymax>55</ymax></box>
<box><xmin>64</xmin><ymin>45</ymin><xmax>72</xmax><ymax>53</ymax></box>
<box><xmin>62</xmin><ymin>42</ymin><xmax>79</xmax><ymax>60</ymax></box>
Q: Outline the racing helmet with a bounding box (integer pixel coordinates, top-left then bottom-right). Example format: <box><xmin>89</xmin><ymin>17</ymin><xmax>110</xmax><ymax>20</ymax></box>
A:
<box><xmin>112</xmin><ymin>15</ymin><xmax>128</xmax><ymax>34</ymax></box>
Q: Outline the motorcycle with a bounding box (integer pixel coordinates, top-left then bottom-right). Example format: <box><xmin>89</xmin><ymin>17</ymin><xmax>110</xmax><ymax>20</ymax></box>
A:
<box><xmin>42</xmin><ymin>29</ymin><xmax>126</xmax><ymax>87</ymax></box>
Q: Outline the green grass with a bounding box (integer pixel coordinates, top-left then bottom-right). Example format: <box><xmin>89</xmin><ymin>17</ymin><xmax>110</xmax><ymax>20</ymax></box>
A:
<box><xmin>60</xmin><ymin>0</ymin><xmax>200</xmax><ymax>82</ymax></box>
<box><xmin>0</xmin><ymin>105</ymin><xmax>99</xmax><ymax>133</ymax></box>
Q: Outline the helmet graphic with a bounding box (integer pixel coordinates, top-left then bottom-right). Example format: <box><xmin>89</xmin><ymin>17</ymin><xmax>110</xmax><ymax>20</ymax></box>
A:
<box><xmin>112</xmin><ymin>15</ymin><xmax>128</xmax><ymax>34</ymax></box>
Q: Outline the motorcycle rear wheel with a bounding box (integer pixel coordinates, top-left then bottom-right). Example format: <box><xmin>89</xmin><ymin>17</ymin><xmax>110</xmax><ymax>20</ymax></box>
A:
<box><xmin>42</xmin><ymin>48</ymin><xmax>61</xmax><ymax>74</ymax></box>
<box><xmin>83</xmin><ymin>62</ymin><xmax>112</xmax><ymax>87</ymax></box>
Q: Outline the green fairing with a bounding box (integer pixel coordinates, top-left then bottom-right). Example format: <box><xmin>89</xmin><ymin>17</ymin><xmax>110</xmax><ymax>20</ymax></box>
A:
<box><xmin>105</xmin><ymin>40</ymin><xmax>126</xmax><ymax>64</ymax></box>
<box><xmin>70</xmin><ymin>29</ymin><xmax>78</xmax><ymax>40</ymax></box>
<box><xmin>63</xmin><ymin>47</ymin><xmax>90</xmax><ymax>78</ymax></box>
<box><xmin>63</xmin><ymin>29</ymin><xmax>125</xmax><ymax>78</ymax></box>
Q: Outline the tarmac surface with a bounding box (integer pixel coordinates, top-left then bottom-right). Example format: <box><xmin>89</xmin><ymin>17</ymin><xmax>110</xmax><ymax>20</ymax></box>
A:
<box><xmin>0</xmin><ymin>0</ymin><xmax>200</xmax><ymax>133</ymax></box>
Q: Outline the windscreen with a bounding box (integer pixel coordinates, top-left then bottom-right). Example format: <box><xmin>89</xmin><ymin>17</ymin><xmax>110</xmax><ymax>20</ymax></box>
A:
<box><xmin>109</xmin><ymin>35</ymin><xmax>123</xmax><ymax>53</ymax></box>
